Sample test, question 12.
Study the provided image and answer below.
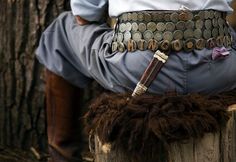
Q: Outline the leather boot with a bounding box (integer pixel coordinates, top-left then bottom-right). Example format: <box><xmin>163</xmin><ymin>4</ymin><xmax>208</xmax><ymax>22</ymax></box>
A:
<box><xmin>45</xmin><ymin>69</ymin><xmax>83</xmax><ymax>162</ymax></box>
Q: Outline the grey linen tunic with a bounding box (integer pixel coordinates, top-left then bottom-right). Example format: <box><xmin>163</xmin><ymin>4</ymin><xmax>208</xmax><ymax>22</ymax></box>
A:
<box><xmin>36</xmin><ymin>12</ymin><xmax>236</xmax><ymax>94</ymax></box>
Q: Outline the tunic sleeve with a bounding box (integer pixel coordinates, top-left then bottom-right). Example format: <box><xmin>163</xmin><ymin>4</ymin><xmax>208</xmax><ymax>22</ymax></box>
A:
<box><xmin>70</xmin><ymin>0</ymin><xmax>108</xmax><ymax>22</ymax></box>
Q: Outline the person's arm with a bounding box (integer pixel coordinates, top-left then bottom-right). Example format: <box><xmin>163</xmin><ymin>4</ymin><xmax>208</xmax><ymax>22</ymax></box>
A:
<box><xmin>75</xmin><ymin>16</ymin><xmax>89</xmax><ymax>25</ymax></box>
<box><xmin>70</xmin><ymin>0</ymin><xmax>108</xmax><ymax>25</ymax></box>
<box><xmin>227</xmin><ymin>0</ymin><xmax>233</xmax><ymax>4</ymax></box>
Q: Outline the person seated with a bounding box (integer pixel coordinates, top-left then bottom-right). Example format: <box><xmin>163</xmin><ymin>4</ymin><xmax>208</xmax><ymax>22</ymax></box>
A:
<box><xmin>36</xmin><ymin>0</ymin><xmax>236</xmax><ymax>161</ymax></box>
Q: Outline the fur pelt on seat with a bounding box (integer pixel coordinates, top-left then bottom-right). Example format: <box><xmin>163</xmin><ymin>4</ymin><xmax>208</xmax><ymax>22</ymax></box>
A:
<box><xmin>84</xmin><ymin>90</ymin><xmax>236</xmax><ymax>154</ymax></box>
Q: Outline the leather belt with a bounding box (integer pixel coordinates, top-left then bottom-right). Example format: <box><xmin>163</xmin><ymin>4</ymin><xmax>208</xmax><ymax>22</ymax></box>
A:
<box><xmin>112</xmin><ymin>10</ymin><xmax>233</xmax><ymax>53</ymax></box>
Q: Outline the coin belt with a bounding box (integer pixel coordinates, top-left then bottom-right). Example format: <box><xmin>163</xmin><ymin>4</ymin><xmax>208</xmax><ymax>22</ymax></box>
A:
<box><xmin>111</xmin><ymin>10</ymin><xmax>233</xmax><ymax>53</ymax></box>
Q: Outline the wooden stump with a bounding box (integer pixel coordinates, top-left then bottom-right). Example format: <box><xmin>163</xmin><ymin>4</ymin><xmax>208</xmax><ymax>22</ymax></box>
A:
<box><xmin>93</xmin><ymin>106</ymin><xmax>236</xmax><ymax>162</ymax></box>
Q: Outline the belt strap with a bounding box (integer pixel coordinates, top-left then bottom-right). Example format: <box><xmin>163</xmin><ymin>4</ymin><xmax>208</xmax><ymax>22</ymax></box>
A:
<box><xmin>112</xmin><ymin>10</ymin><xmax>233</xmax><ymax>53</ymax></box>
<box><xmin>132</xmin><ymin>50</ymin><xmax>169</xmax><ymax>97</ymax></box>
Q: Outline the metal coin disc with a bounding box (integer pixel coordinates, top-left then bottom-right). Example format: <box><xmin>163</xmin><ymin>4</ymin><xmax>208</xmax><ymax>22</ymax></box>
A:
<box><xmin>137</xmin><ymin>13</ymin><xmax>144</xmax><ymax>21</ymax></box>
<box><xmin>131</xmin><ymin>12</ymin><xmax>138</xmax><ymax>21</ymax></box>
<box><xmin>124</xmin><ymin>31</ymin><xmax>132</xmax><ymax>42</ymax></box>
<box><xmin>214</xmin><ymin>11</ymin><xmax>221</xmax><ymax>19</ymax></box>
<box><xmin>184</xmin><ymin>29</ymin><xmax>194</xmax><ymax>39</ymax></box>
<box><xmin>127</xmin><ymin>39</ymin><xmax>137</xmax><ymax>52</ymax></box>
<box><xmin>179</xmin><ymin>12</ymin><xmax>188</xmax><ymax>21</ymax></box>
<box><xmin>216</xmin><ymin>36</ymin><xmax>224</xmax><ymax>47</ymax></box>
<box><xmin>172</xmin><ymin>39</ymin><xmax>183</xmax><ymax>51</ymax></box>
<box><xmin>185</xmin><ymin>20</ymin><xmax>195</xmax><ymax>29</ymax></box>
<box><xmin>194</xmin><ymin>29</ymin><xmax>202</xmax><ymax>39</ymax></box>
<box><xmin>218</xmin><ymin>18</ymin><xmax>225</xmax><ymax>28</ymax></box>
<box><xmin>119</xmin><ymin>23</ymin><xmax>126</xmax><ymax>33</ymax></box>
<box><xmin>160</xmin><ymin>40</ymin><xmax>170</xmax><ymax>51</ymax></box>
<box><xmin>164</xmin><ymin>14</ymin><xmax>171</xmax><ymax>21</ymax></box>
<box><xmin>187</xmin><ymin>12</ymin><xmax>194</xmax><ymax>20</ymax></box>
<box><xmin>193</xmin><ymin>15</ymin><xmax>201</xmax><ymax>21</ymax></box>
<box><xmin>144</xmin><ymin>13</ymin><xmax>152</xmax><ymax>22</ymax></box>
<box><xmin>132</xmin><ymin>31</ymin><xmax>142</xmax><ymax>42</ymax></box>
<box><xmin>204</xmin><ymin>11</ymin><xmax>210</xmax><ymax>19</ymax></box>
<box><xmin>223</xmin><ymin>36</ymin><xmax>232</xmax><ymax>47</ymax></box>
<box><xmin>152</xmin><ymin>13</ymin><xmax>159</xmax><ymax>21</ymax></box>
<box><xmin>156</xmin><ymin>22</ymin><xmax>166</xmax><ymax>32</ymax></box>
<box><xmin>157</xmin><ymin>13</ymin><xmax>164</xmax><ymax>21</ymax></box>
<box><xmin>170</xmin><ymin>12</ymin><xmax>179</xmax><ymax>22</ymax></box>
<box><xmin>147</xmin><ymin>22</ymin><xmax>157</xmax><ymax>32</ymax></box>
<box><xmin>219</xmin><ymin>27</ymin><xmax>224</xmax><ymax>36</ymax></box>
<box><xmin>138</xmin><ymin>23</ymin><xmax>147</xmax><ymax>32</ymax></box>
<box><xmin>163</xmin><ymin>31</ymin><xmax>173</xmax><ymax>41</ymax></box>
<box><xmin>195</xmin><ymin>39</ymin><xmax>206</xmax><ymax>50</ymax></box>
<box><xmin>176</xmin><ymin>21</ymin><xmax>185</xmax><ymax>30</ymax></box>
<box><xmin>209</xmin><ymin>10</ymin><xmax>215</xmax><ymax>19</ymax></box>
<box><xmin>205</xmin><ymin>19</ymin><xmax>212</xmax><ymax>30</ymax></box>
<box><xmin>137</xmin><ymin>39</ymin><xmax>148</xmax><ymax>51</ymax></box>
<box><xmin>125</xmin><ymin>22</ymin><xmax>132</xmax><ymax>31</ymax></box>
<box><xmin>148</xmin><ymin>39</ymin><xmax>158</xmax><ymax>51</ymax></box>
<box><xmin>195</xmin><ymin>19</ymin><xmax>204</xmax><ymax>29</ymax></box>
<box><xmin>122</xmin><ymin>14</ymin><xmax>128</xmax><ymax>22</ymax></box>
<box><xmin>203</xmin><ymin>29</ymin><xmax>212</xmax><ymax>39</ymax></box>
<box><xmin>184</xmin><ymin>38</ymin><xmax>196</xmax><ymax>52</ymax></box>
<box><xmin>154</xmin><ymin>31</ymin><xmax>163</xmax><ymax>41</ymax></box>
<box><xmin>143</xmin><ymin>30</ymin><xmax>154</xmax><ymax>41</ymax></box>
<box><xmin>212</xmin><ymin>18</ymin><xmax>218</xmax><ymax>27</ymax></box>
<box><xmin>131</xmin><ymin>22</ymin><xmax>139</xmax><ymax>31</ymax></box>
<box><xmin>198</xmin><ymin>11</ymin><xmax>205</xmax><ymax>20</ymax></box>
<box><xmin>127</xmin><ymin>13</ymin><xmax>132</xmax><ymax>21</ymax></box>
<box><xmin>206</xmin><ymin>38</ymin><xmax>216</xmax><ymax>49</ymax></box>
<box><xmin>117</xmin><ymin>33</ymin><xmax>124</xmax><ymax>42</ymax></box>
<box><xmin>173</xmin><ymin>30</ymin><xmax>184</xmax><ymax>40</ymax></box>
<box><xmin>212</xmin><ymin>28</ymin><xmax>219</xmax><ymax>38</ymax></box>
<box><xmin>224</xmin><ymin>27</ymin><xmax>229</xmax><ymax>36</ymax></box>
<box><xmin>166</xmin><ymin>22</ymin><xmax>175</xmax><ymax>31</ymax></box>
<box><xmin>112</xmin><ymin>42</ymin><xmax>118</xmax><ymax>52</ymax></box>
<box><xmin>117</xmin><ymin>42</ymin><xmax>125</xmax><ymax>52</ymax></box>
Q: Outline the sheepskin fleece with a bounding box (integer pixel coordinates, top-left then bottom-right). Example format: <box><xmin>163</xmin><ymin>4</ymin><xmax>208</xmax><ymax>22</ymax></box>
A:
<box><xmin>85</xmin><ymin>90</ymin><xmax>236</xmax><ymax>154</ymax></box>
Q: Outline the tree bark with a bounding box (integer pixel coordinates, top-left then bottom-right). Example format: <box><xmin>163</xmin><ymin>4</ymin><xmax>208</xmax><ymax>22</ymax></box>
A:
<box><xmin>0</xmin><ymin>0</ymin><xmax>70</xmax><ymax>150</ymax></box>
<box><xmin>0</xmin><ymin>0</ymin><xmax>235</xmax><ymax>156</ymax></box>
<box><xmin>94</xmin><ymin>109</ymin><xmax>236</xmax><ymax>162</ymax></box>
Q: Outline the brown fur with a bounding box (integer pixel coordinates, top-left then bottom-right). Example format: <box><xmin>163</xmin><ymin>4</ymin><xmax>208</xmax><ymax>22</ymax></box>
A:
<box><xmin>85</xmin><ymin>90</ymin><xmax>236</xmax><ymax>154</ymax></box>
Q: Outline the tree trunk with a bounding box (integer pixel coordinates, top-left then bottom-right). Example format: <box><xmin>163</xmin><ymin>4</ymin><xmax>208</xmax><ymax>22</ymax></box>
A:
<box><xmin>0</xmin><ymin>0</ymin><xmax>235</xmax><ymax>156</ymax></box>
<box><xmin>94</xmin><ymin>108</ymin><xmax>236</xmax><ymax>162</ymax></box>
<box><xmin>0</xmin><ymin>0</ymin><xmax>104</xmax><ymax>154</ymax></box>
<box><xmin>0</xmin><ymin>0</ymin><xmax>70</xmax><ymax>150</ymax></box>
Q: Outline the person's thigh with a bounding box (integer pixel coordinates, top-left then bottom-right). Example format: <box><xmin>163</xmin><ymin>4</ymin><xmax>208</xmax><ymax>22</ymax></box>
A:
<box><xmin>187</xmin><ymin>47</ymin><xmax>236</xmax><ymax>94</ymax></box>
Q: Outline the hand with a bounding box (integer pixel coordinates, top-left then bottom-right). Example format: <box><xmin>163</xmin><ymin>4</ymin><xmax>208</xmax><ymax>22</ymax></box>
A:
<box><xmin>75</xmin><ymin>16</ymin><xmax>89</xmax><ymax>25</ymax></box>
